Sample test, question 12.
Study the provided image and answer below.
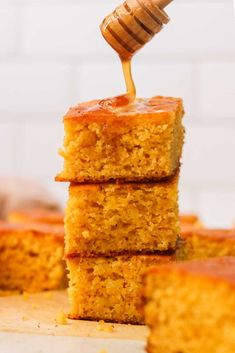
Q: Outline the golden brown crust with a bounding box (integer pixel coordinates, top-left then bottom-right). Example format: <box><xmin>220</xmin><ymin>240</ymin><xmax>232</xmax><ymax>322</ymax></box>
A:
<box><xmin>65</xmin><ymin>251</ymin><xmax>175</xmax><ymax>260</ymax></box>
<box><xmin>64</xmin><ymin>96</ymin><xmax>184</xmax><ymax>124</ymax></box>
<box><xmin>7</xmin><ymin>208</ymin><xmax>64</xmax><ymax>225</ymax></box>
<box><xmin>56</xmin><ymin>168</ymin><xmax>179</xmax><ymax>184</ymax></box>
<box><xmin>68</xmin><ymin>173</ymin><xmax>179</xmax><ymax>191</ymax></box>
<box><xmin>146</xmin><ymin>257</ymin><xmax>235</xmax><ymax>286</ymax></box>
<box><xmin>181</xmin><ymin>227</ymin><xmax>235</xmax><ymax>243</ymax></box>
<box><xmin>0</xmin><ymin>221</ymin><xmax>64</xmax><ymax>243</ymax></box>
<box><xmin>179</xmin><ymin>214</ymin><xmax>200</xmax><ymax>225</ymax></box>
<box><xmin>67</xmin><ymin>313</ymin><xmax>143</xmax><ymax>325</ymax></box>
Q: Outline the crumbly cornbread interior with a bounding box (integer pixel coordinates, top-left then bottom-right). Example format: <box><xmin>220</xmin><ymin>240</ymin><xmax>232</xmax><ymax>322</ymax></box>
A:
<box><xmin>0</xmin><ymin>227</ymin><xmax>66</xmax><ymax>293</ymax></box>
<box><xmin>65</xmin><ymin>177</ymin><xmax>179</xmax><ymax>256</ymax></box>
<box><xmin>144</xmin><ymin>260</ymin><xmax>235</xmax><ymax>353</ymax></box>
<box><xmin>67</xmin><ymin>254</ymin><xmax>171</xmax><ymax>324</ymax></box>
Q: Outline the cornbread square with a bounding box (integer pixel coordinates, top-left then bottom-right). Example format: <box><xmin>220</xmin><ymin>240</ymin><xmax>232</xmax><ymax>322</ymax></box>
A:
<box><xmin>179</xmin><ymin>214</ymin><xmax>202</xmax><ymax>228</ymax></box>
<box><xmin>0</xmin><ymin>222</ymin><xmax>66</xmax><ymax>293</ymax></box>
<box><xmin>143</xmin><ymin>257</ymin><xmax>235</xmax><ymax>353</ymax></box>
<box><xmin>176</xmin><ymin>228</ymin><xmax>235</xmax><ymax>261</ymax></box>
<box><xmin>65</xmin><ymin>176</ymin><xmax>179</xmax><ymax>256</ymax></box>
<box><xmin>67</xmin><ymin>254</ymin><xmax>173</xmax><ymax>324</ymax></box>
<box><xmin>7</xmin><ymin>208</ymin><xmax>64</xmax><ymax>225</ymax></box>
<box><xmin>56</xmin><ymin>96</ymin><xmax>184</xmax><ymax>183</ymax></box>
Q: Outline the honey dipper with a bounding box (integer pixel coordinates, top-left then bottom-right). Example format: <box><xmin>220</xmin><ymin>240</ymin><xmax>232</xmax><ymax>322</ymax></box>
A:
<box><xmin>100</xmin><ymin>0</ymin><xmax>173</xmax><ymax>60</ymax></box>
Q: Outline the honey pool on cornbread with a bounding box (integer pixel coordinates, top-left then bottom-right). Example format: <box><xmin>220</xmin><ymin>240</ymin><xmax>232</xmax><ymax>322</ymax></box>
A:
<box><xmin>56</xmin><ymin>96</ymin><xmax>184</xmax><ymax>183</ymax></box>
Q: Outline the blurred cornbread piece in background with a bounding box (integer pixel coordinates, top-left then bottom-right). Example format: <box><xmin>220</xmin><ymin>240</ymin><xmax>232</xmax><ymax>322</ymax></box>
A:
<box><xmin>7</xmin><ymin>208</ymin><xmax>64</xmax><ymax>226</ymax></box>
<box><xmin>143</xmin><ymin>257</ymin><xmax>235</xmax><ymax>353</ymax></box>
<box><xmin>67</xmin><ymin>254</ymin><xmax>173</xmax><ymax>324</ymax></box>
<box><xmin>56</xmin><ymin>96</ymin><xmax>184</xmax><ymax>183</ymax></box>
<box><xmin>65</xmin><ymin>175</ymin><xmax>179</xmax><ymax>256</ymax></box>
<box><xmin>0</xmin><ymin>222</ymin><xmax>66</xmax><ymax>294</ymax></box>
<box><xmin>179</xmin><ymin>214</ymin><xmax>202</xmax><ymax>228</ymax></box>
<box><xmin>177</xmin><ymin>227</ymin><xmax>235</xmax><ymax>261</ymax></box>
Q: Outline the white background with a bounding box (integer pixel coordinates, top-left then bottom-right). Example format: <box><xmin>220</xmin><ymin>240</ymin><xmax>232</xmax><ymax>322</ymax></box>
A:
<box><xmin>0</xmin><ymin>0</ymin><xmax>234</xmax><ymax>227</ymax></box>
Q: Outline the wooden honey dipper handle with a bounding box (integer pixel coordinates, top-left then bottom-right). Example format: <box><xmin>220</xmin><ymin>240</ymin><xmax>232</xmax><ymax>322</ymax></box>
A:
<box><xmin>100</xmin><ymin>0</ymin><xmax>173</xmax><ymax>60</ymax></box>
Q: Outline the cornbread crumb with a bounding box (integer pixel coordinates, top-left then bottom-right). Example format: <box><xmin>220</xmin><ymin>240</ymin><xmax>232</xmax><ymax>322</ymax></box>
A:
<box><xmin>97</xmin><ymin>320</ymin><xmax>114</xmax><ymax>332</ymax></box>
<box><xmin>56</xmin><ymin>96</ymin><xmax>184</xmax><ymax>183</ymax></box>
<box><xmin>65</xmin><ymin>177</ymin><xmax>179</xmax><ymax>256</ymax></box>
<box><xmin>55</xmin><ymin>310</ymin><xmax>68</xmax><ymax>325</ymax></box>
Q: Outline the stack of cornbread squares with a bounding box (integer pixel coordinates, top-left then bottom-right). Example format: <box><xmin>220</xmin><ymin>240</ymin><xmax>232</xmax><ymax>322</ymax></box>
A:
<box><xmin>56</xmin><ymin>95</ymin><xmax>185</xmax><ymax>324</ymax></box>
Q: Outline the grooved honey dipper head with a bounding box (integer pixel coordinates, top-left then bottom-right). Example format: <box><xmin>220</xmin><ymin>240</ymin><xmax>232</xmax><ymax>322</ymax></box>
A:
<box><xmin>100</xmin><ymin>0</ymin><xmax>173</xmax><ymax>60</ymax></box>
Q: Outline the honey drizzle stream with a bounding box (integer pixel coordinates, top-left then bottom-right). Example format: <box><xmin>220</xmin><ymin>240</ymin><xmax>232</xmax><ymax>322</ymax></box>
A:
<box><xmin>122</xmin><ymin>59</ymin><xmax>136</xmax><ymax>103</ymax></box>
<box><xmin>99</xmin><ymin>58</ymin><xmax>136</xmax><ymax>109</ymax></box>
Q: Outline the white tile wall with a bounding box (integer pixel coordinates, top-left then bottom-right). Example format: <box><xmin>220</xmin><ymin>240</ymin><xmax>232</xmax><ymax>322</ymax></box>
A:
<box><xmin>199</xmin><ymin>62</ymin><xmax>235</xmax><ymax>120</ymax></box>
<box><xmin>19</xmin><ymin>122</ymin><xmax>63</xmax><ymax>179</ymax></box>
<box><xmin>142</xmin><ymin>2</ymin><xmax>235</xmax><ymax>55</ymax></box>
<box><xmin>0</xmin><ymin>0</ymin><xmax>234</xmax><ymax>226</ymax></box>
<box><xmin>198</xmin><ymin>189</ymin><xmax>235</xmax><ymax>228</ymax></box>
<box><xmin>0</xmin><ymin>122</ymin><xmax>17</xmax><ymax>174</ymax></box>
<box><xmin>182</xmin><ymin>126</ymin><xmax>235</xmax><ymax>184</ymax></box>
<box><xmin>0</xmin><ymin>62</ymin><xmax>72</xmax><ymax>113</ymax></box>
<box><xmin>21</xmin><ymin>2</ymin><xmax>116</xmax><ymax>56</ymax></box>
<box><xmin>0</xmin><ymin>6</ymin><xmax>19</xmax><ymax>54</ymax></box>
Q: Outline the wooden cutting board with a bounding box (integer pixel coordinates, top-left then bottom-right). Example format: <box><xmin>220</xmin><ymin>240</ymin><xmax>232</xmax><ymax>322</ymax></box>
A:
<box><xmin>0</xmin><ymin>290</ymin><xmax>148</xmax><ymax>341</ymax></box>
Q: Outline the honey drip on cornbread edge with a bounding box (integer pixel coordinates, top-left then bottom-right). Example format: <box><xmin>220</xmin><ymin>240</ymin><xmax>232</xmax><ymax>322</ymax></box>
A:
<box><xmin>99</xmin><ymin>58</ymin><xmax>136</xmax><ymax>111</ymax></box>
<box><xmin>99</xmin><ymin>0</ymin><xmax>173</xmax><ymax>111</ymax></box>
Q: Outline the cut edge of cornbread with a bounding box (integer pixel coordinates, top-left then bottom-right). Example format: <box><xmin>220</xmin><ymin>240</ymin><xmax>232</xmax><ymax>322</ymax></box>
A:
<box><xmin>66</xmin><ymin>253</ymin><xmax>174</xmax><ymax>324</ymax></box>
<box><xmin>65</xmin><ymin>174</ymin><xmax>179</xmax><ymax>256</ymax></box>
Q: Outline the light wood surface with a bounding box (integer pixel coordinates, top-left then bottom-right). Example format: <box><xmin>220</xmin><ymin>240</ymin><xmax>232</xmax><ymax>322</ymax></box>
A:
<box><xmin>0</xmin><ymin>290</ymin><xmax>148</xmax><ymax>341</ymax></box>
